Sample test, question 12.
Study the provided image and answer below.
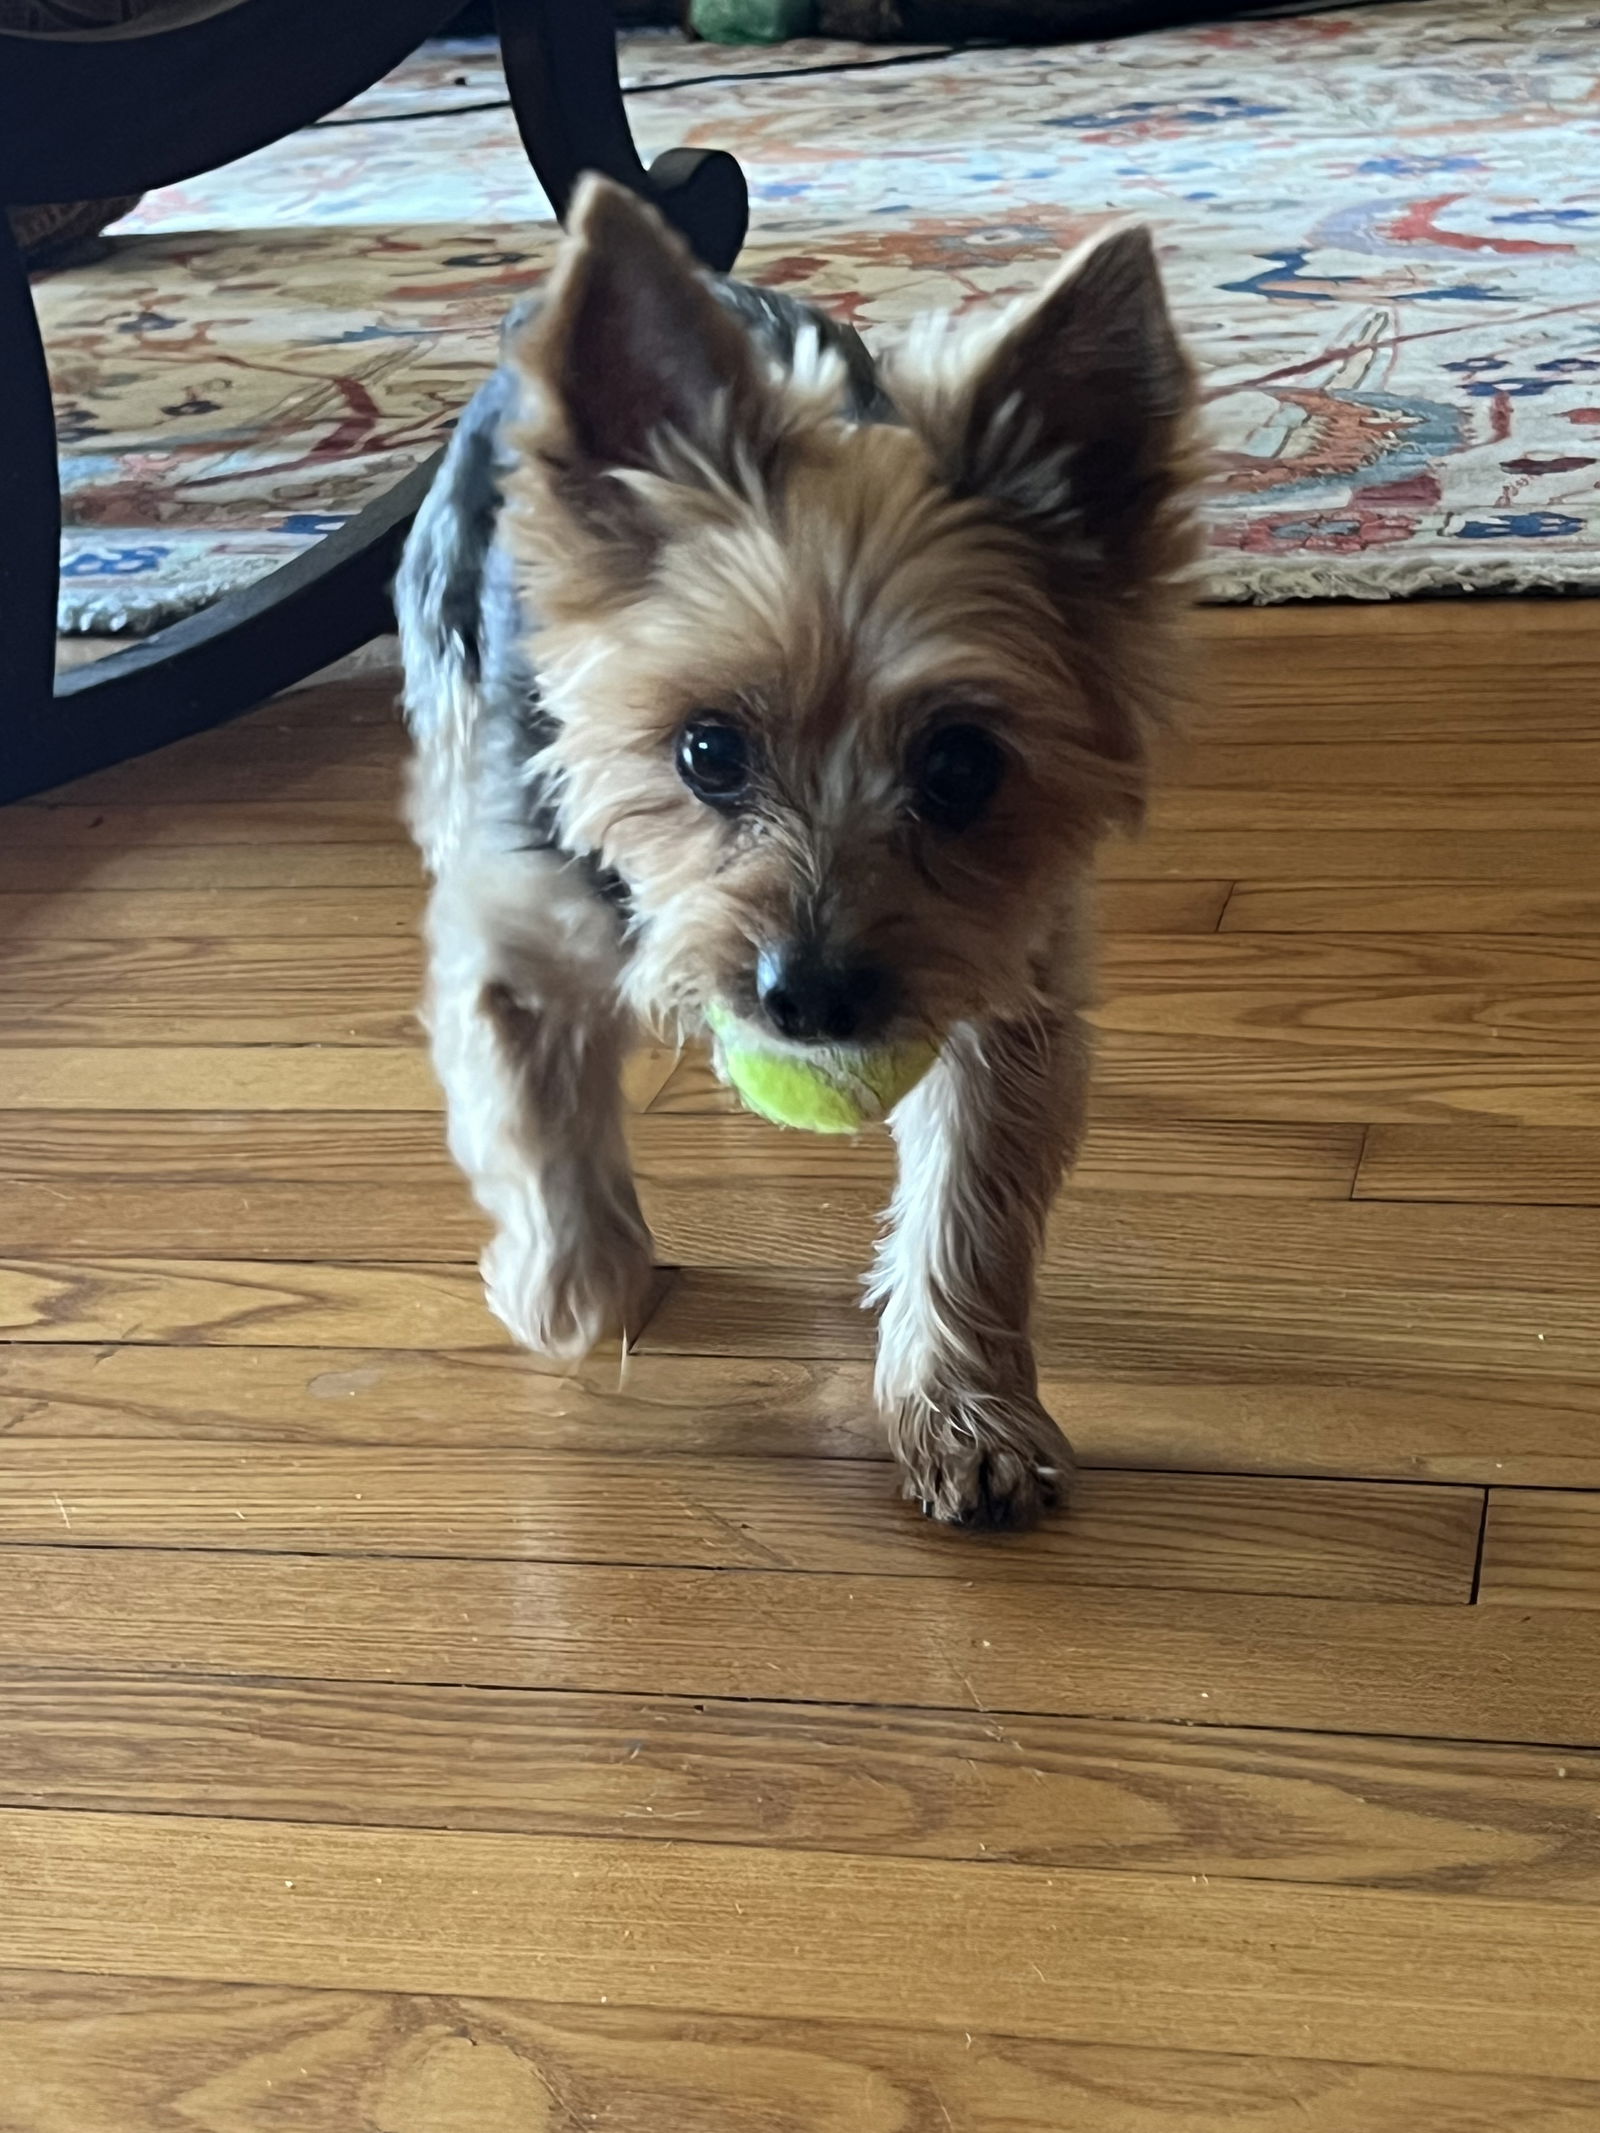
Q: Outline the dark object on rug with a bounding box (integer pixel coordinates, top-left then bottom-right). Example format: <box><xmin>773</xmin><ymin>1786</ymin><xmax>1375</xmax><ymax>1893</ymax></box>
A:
<box><xmin>0</xmin><ymin>0</ymin><xmax>747</xmax><ymax>804</ymax></box>
<box><xmin>446</xmin><ymin>0</ymin><xmax>680</xmax><ymax>24</ymax></box>
<box><xmin>0</xmin><ymin>0</ymin><xmax>164</xmax><ymax>264</ymax></box>
<box><xmin>8</xmin><ymin>196</ymin><xmax>141</xmax><ymax>268</ymax></box>
<box><xmin>691</xmin><ymin>0</ymin><xmax>815</xmax><ymax>39</ymax></box>
<box><xmin>820</xmin><ymin>0</ymin><xmax>1262</xmax><ymax>34</ymax></box>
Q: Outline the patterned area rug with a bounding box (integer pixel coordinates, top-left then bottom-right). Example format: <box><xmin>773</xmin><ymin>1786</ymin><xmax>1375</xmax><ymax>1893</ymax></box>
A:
<box><xmin>36</xmin><ymin>1</ymin><xmax>1600</xmax><ymax>631</ymax></box>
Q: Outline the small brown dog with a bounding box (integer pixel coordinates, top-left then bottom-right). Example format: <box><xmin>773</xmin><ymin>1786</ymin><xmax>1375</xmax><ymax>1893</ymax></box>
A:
<box><xmin>398</xmin><ymin>174</ymin><xmax>1199</xmax><ymax>1530</ymax></box>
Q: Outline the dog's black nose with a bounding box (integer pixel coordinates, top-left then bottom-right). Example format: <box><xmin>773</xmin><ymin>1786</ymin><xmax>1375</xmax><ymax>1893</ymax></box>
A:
<box><xmin>757</xmin><ymin>945</ymin><xmax>891</xmax><ymax>1045</ymax></box>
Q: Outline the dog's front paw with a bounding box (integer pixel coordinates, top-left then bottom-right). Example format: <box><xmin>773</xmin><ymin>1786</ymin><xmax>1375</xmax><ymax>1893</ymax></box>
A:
<box><xmin>890</xmin><ymin>1388</ymin><xmax>1076</xmax><ymax>1532</ymax></box>
<box><xmin>482</xmin><ymin>1210</ymin><xmax>654</xmax><ymax>1361</ymax></box>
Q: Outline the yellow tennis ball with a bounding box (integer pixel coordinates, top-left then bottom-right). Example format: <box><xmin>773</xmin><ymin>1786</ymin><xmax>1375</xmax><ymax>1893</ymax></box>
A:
<box><xmin>708</xmin><ymin>1008</ymin><xmax>937</xmax><ymax>1134</ymax></box>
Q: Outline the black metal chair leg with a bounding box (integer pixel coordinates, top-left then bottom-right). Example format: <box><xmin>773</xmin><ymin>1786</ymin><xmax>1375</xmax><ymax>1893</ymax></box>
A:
<box><xmin>0</xmin><ymin>219</ymin><xmax>64</xmax><ymax>768</ymax></box>
<box><xmin>497</xmin><ymin>0</ymin><xmax>748</xmax><ymax>274</ymax></box>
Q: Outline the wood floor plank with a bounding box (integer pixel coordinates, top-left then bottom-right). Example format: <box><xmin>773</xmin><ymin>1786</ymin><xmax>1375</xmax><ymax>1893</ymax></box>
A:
<box><xmin>41</xmin><ymin>722</ymin><xmax>401</xmax><ymax>807</ymax></box>
<box><xmin>7</xmin><ymin>1342</ymin><xmax>1600</xmax><ymax>1486</ymax></box>
<box><xmin>1097</xmin><ymin>879</ymin><xmax>1232</xmax><ymax>932</ymax></box>
<box><xmin>6</xmin><ymin>801</ymin><xmax>401</xmax><ymax>847</ymax></box>
<box><xmin>1104</xmin><ymin>828</ymin><xmax>1600</xmax><ymax>887</ymax></box>
<box><xmin>0</xmin><ymin>841</ymin><xmax>420</xmax><ymax>893</ymax></box>
<box><xmin>8</xmin><ymin>1193</ymin><xmax>1598</xmax><ymax>1378</ymax></box>
<box><xmin>1111</xmin><ymin>934</ymin><xmax>1600</xmax><ymax>984</ymax></box>
<box><xmin>0</xmin><ymin>877</ymin><xmax>1202</xmax><ymax>945</ymax></box>
<box><xmin>664</xmin><ymin>1019</ymin><xmax>1600</xmax><ymax>1129</ymax></box>
<box><xmin>3</xmin><ymin>1676</ymin><xmax>1594</xmax><ymax>1902</ymax></box>
<box><xmin>1095</xmin><ymin>932</ymin><xmax>1600</xmax><ymax>1058</ymax></box>
<box><xmin>9</xmin><ymin>603</ymin><xmax>1600</xmax><ymax>2097</ymax></box>
<box><xmin>0</xmin><ymin>1047</ymin><xmax>665</xmax><ymax>1113</ymax></box>
<box><xmin>646</xmin><ymin>1060</ymin><xmax>1360</xmax><ymax>1194</ymax></box>
<box><xmin>0</xmin><ymin>1258</ymin><xmax>508</xmax><ymax>1349</ymax></box>
<box><xmin>6</xmin><ymin>1808</ymin><xmax>1600</xmax><ymax>2077</ymax></box>
<box><xmin>0</xmin><ymin>1047</ymin><xmax>438</xmax><ymax>1111</ymax></box>
<box><xmin>661</xmin><ymin>1111</ymin><xmax>1364</xmax><ymax>1197</ymax></box>
<box><xmin>1357</xmin><ymin>1125</ymin><xmax>1600</xmax><ymax>1205</ymax></box>
<box><xmin>6</xmin><ymin>1546</ymin><xmax>1600</xmax><ymax>1745</ymax></box>
<box><xmin>0</xmin><ymin>1443</ymin><xmax>1479</xmax><ymax>1599</ymax></box>
<box><xmin>1094</xmin><ymin>1029</ymin><xmax>1600</xmax><ymax>1125</ymax></box>
<box><xmin>0</xmin><ymin>937</ymin><xmax>421</xmax><ymax>1046</ymax></box>
<box><xmin>6</xmin><ymin>1972</ymin><xmax>1598</xmax><ymax>2133</ymax></box>
<box><xmin>1154</xmin><ymin>743</ymin><xmax>1600</xmax><ymax>833</ymax></box>
<box><xmin>32</xmin><ymin>917</ymin><xmax>1600</xmax><ymax>1066</ymax></box>
<box><xmin>1223</xmin><ymin>884</ymin><xmax>1600</xmax><ymax>935</ymax></box>
<box><xmin>1</xmin><ymin>1181</ymin><xmax>488</xmax><ymax>1261</ymax></box>
<box><xmin>1191</xmin><ymin>600</ymin><xmax>1600</xmax><ymax>745</ymax></box>
<box><xmin>0</xmin><ymin>1105</ymin><xmax>1358</xmax><ymax>1195</ymax></box>
<box><xmin>0</xmin><ymin>1121</ymin><xmax>1365</xmax><ymax>1252</ymax></box>
<box><xmin>0</xmin><ymin>886</ymin><xmax>424</xmax><ymax>940</ymax></box>
<box><xmin>1479</xmin><ymin>1490</ymin><xmax>1600</xmax><ymax>1611</ymax></box>
<box><xmin>660</xmin><ymin>1026</ymin><xmax>1600</xmax><ymax>1128</ymax></box>
<box><xmin>639</xmin><ymin>1197</ymin><xmax>1600</xmax><ymax>1380</ymax></box>
<box><xmin>0</xmin><ymin>1344</ymin><xmax>894</xmax><ymax>1458</ymax></box>
<box><xmin>10</xmin><ymin>1193</ymin><xmax>1599</xmax><ymax>1378</ymax></box>
<box><xmin>0</xmin><ymin>1112</ymin><xmax>451</xmax><ymax>1183</ymax></box>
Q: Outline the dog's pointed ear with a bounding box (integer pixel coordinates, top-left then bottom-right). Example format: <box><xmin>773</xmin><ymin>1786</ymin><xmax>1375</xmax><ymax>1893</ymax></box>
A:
<box><xmin>892</xmin><ymin>225</ymin><xmax>1198</xmax><ymax>582</ymax></box>
<box><xmin>508</xmin><ymin>174</ymin><xmax>770</xmax><ymax>549</ymax></box>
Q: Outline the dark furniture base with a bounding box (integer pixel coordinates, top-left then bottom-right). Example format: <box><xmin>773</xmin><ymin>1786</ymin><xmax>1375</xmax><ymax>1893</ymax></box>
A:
<box><xmin>0</xmin><ymin>0</ymin><xmax>747</xmax><ymax>803</ymax></box>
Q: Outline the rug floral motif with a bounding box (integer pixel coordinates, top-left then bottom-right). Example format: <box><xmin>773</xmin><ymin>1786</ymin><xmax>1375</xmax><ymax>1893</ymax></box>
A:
<box><xmin>34</xmin><ymin>0</ymin><xmax>1600</xmax><ymax>630</ymax></box>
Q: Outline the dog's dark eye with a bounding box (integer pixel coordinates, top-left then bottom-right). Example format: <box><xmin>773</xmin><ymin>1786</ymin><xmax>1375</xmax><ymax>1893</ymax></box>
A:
<box><xmin>913</xmin><ymin>723</ymin><xmax>1005</xmax><ymax>831</ymax></box>
<box><xmin>677</xmin><ymin>717</ymin><xmax>751</xmax><ymax>808</ymax></box>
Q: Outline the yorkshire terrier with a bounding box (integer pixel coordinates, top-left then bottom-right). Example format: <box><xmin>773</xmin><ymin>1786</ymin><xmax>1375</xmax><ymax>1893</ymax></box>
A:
<box><xmin>398</xmin><ymin>174</ymin><xmax>1198</xmax><ymax>1531</ymax></box>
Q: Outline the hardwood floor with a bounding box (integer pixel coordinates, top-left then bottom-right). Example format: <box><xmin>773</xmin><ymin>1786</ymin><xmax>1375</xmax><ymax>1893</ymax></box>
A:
<box><xmin>3</xmin><ymin>598</ymin><xmax>1600</xmax><ymax>2129</ymax></box>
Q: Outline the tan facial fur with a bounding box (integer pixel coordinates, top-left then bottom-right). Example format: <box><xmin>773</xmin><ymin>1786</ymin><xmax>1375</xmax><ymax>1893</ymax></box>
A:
<box><xmin>498</xmin><ymin>177</ymin><xmax>1199</xmax><ymax>1051</ymax></box>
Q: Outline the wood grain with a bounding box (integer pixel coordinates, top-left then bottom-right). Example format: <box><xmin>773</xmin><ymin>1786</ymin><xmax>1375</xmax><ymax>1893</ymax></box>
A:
<box><xmin>0</xmin><ymin>1442</ymin><xmax>1480</xmax><ymax>1599</ymax></box>
<box><xmin>1104</xmin><ymin>828</ymin><xmax>1600</xmax><ymax>886</ymax></box>
<box><xmin>7</xmin><ymin>1969</ymin><xmax>1600</xmax><ymax>2133</ymax></box>
<box><xmin>10</xmin><ymin>1190</ymin><xmax>1599</xmax><ymax>1378</ymax></box>
<box><xmin>1191</xmin><ymin>599</ymin><xmax>1600</xmax><ymax>745</ymax></box>
<box><xmin>0</xmin><ymin>1256</ymin><xmax>509</xmax><ymax>1348</ymax></box>
<box><xmin>5</xmin><ymin>800</ymin><xmax>402</xmax><ymax>847</ymax></box>
<box><xmin>6</xmin><ymin>1546</ymin><xmax>1600</xmax><ymax>1744</ymax></box>
<box><xmin>7</xmin><ymin>1342</ymin><xmax>1600</xmax><ymax>1485</ymax></box>
<box><xmin>0</xmin><ymin>886</ymin><xmax>425</xmax><ymax>939</ymax></box>
<box><xmin>1093</xmin><ymin>1028</ymin><xmax>1600</xmax><ymax>1125</ymax></box>
<box><xmin>647</xmin><ymin>1059</ymin><xmax>1360</xmax><ymax>1194</ymax></box>
<box><xmin>9</xmin><ymin>602</ymin><xmax>1600</xmax><ymax>2095</ymax></box>
<box><xmin>1154</xmin><ymin>744</ymin><xmax>1600</xmax><ymax>833</ymax></box>
<box><xmin>1479</xmin><ymin>1490</ymin><xmax>1600</xmax><ymax>1610</ymax></box>
<box><xmin>3</xmin><ymin>1679</ymin><xmax>1593</xmax><ymax>1900</ymax></box>
<box><xmin>1095</xmin><ymin>932</ymin><xmax>1600</xmax><ymax>1058</ymax></box>
<box><xmin>6</xmin><ymin>1809</ymin><xmax>1600</xmax><ymax>2078</ymax></box>
<box><xmin>0</xmin><ymin>1047</ymin><xmax>669</xmax><ymax>1113</ymax></box>
<box><xmin>0</xmin><ymin>1111</ymin><xmax>452</xmax><ymax>1182</ymax></box>
<box><xmin>639</xmin><ymin>1198</ymin><xmax>1600</xmax><ymax>1382</ymax></box>
<box><xmin>0</xmin><ymin>840</ymin><xmax>421</xmax><ymax>892</ymax></box>
<box><xmin>1097</xmin><ymin>879</ymin><xmax>1231</xmax><ymax>933</ymax></box>
<box><xmin>0</xmin><ymin>1120</ymin><xmax>1365</xmax><ymax>1255</ymax></box>
<box><xmin>1224</xmin><ymin>883</ymin><xmax>1600</xmax><ymax>935</ymax></box>
<box><xmin>0</xmin><ymin>936</ymin><xmax>422</xmax><ymax>1046</ymax></box>
<box><xmin>1357</xmin><ymin>1124</ymin><xmax>1600</xmax><ymax>1204</ymax></box>
<box><xmin>0</xmin><ymin>1047</ymin><xmax>439</xmax><ymax>1111</ymax></box>
<box><xmin>43</xmin><ymin>709</ymin><xmax>402</xmax><ymax>807</ymax></box>
<box><xmin>665</xmin><ymin>1023</ymin><xmax>1600</xmax><ymax>1128</ymax></box>
<box><xmin>0</xmin><ymin>1342</ymin><xmax>892</xmax><ymax>1457</ymax></box>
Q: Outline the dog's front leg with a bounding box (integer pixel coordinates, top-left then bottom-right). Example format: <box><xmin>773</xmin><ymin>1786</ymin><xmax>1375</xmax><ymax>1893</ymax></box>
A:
<box><xmin>871</xmin><ymin>1003</ymin><xmax>1089</xmax><ymax>1529</ymax></box>
<box><xmin>424</xmin><ymin>852</ymin><xmax>653</xmax><ymax>1360</ymax></box>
